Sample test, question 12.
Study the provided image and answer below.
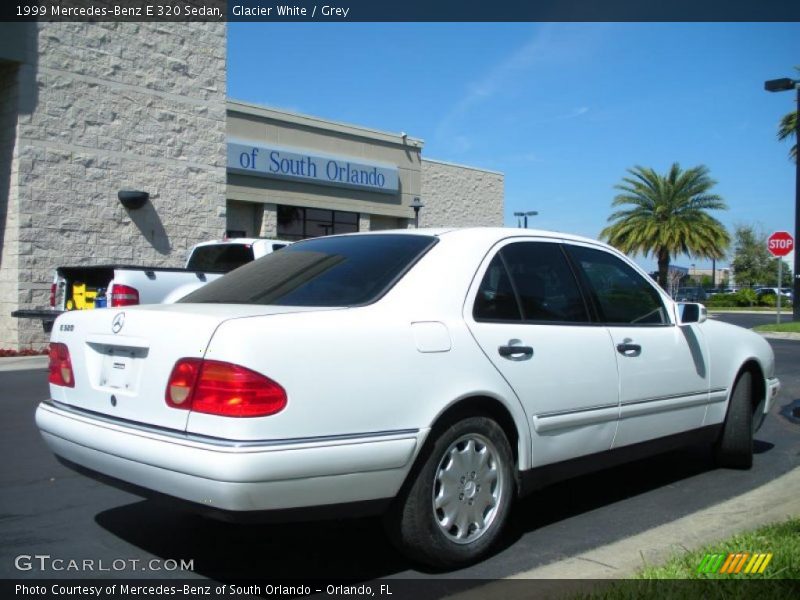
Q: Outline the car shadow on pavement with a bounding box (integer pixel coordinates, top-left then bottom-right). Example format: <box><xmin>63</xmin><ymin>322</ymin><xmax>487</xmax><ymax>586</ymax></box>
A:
<box><xmin>95</xmin><ymin>505</ymin><xmax>408</xmax><ymax>581</ymax></box>
<box><xmin>493</xmin><ymin>440</ymin><xmax>776</xmax><ymax>565</ymax></box>
<box><xmin>94</xmin><ymin>440</ymin><xmax>777</xmax><ymax>583</ymax></box>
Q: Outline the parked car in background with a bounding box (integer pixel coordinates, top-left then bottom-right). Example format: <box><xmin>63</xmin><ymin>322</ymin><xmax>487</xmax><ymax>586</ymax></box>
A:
<box><xmin>185</xmin><ymin>238</ymin><xmax>291</xmax><ymax>273</ymax></box>
<box><xmin>673</xmin><ymin>287</ymin><xmax>707</xmax><ymax>302</ymax></box>
<box><xmin>37</xmin><ymin>229</ymin><xmax>779</xmax><ymax>568</ymax></box>
<box><xmin>12</xmin><ymin>238</ymin><xmax>291</xmax><ymax>330</ymax></box>
<box><xmin>755</xmin><ymin>287</ymin><xmax>793</xmax><ymax>302</ymax></box>
<box><xmin>174</xmin><ymin>238</ymin><xmax>291</xmax><ymax>301</ymax></box>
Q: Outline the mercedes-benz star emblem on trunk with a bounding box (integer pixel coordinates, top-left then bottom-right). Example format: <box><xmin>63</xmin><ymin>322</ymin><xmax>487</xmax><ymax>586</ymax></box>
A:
<box><xmin>111</xmin><ymin>312</ymin><xmax>125</xmax><ymax>334</ymax></box>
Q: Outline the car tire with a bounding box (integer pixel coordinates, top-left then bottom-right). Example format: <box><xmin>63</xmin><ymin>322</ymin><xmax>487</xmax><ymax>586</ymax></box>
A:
<box><xmin>714</xmin><ymin>370</ymin><xmax>754</xmax><ymax>469</ymax></box>
<box><xmin>385</xmin><ymin>416</ymin><xmax>514</xmax><ymax>568</ymax></box>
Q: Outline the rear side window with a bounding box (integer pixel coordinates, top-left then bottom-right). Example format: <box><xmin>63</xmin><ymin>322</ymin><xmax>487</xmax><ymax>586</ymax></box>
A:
<box><xmin>473</xmin><ymin>253</ymin><xmax>522</xmax><ymax>321</ymax></box>
<box><xmin>473</xmin><ymin>242</ymin><xmax>589</xmax><ymax>323</ymax></box>
<box><xmin>187</xmin><ymin>244</ymin><xmax>255</xmax><ymax>273</ymax></box>
<box><xmin>567</xmin><ymin>245</ymin><xmax>667</xmax><ymax>325</ymax></box>
<box><xmin>180</xmin><ymin>234</ymin><xmax>437</xmax><ymax>307</ymax></box>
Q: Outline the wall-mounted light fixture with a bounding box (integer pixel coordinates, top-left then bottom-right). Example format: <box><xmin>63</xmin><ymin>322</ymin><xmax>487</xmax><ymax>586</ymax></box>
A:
<box><xmin>118</xmin><ymin>190</ymin><xmax>149</xmax><ymax>210</ymax></box>
<box><xmin>410</xmin><ymin>197</ymin><xmax>424</xmax><ymax>229</ymax></box>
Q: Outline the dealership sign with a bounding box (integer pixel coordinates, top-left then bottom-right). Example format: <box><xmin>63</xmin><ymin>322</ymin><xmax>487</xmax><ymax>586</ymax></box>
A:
<box><xmin>227</xmin><ymin>141</ymin><xmax>399</xmax><ymax>194</ymax></box>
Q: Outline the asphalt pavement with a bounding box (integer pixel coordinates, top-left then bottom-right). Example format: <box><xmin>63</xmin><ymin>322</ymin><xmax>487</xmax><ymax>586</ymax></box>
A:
<box><xmin>0</xmin><ymin>314</ymin><xmax>797</xmax><ymax>587</ymax></box>
<box><xmin>708</xmin><ymin>310</ymin><xmax>795</xmax><ymax>330</ymax></box>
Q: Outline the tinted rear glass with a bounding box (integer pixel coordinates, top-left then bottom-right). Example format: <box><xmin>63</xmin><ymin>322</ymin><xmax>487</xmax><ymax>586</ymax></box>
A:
<box><xmin>187</xmin><ymin>244</ymin><xmax>255</xmax><ymax>273</ymax></box>
<box><xmin>180</xmin><ymin>234</ymin><xmax>437</xmax><ymax>306</ymax></box>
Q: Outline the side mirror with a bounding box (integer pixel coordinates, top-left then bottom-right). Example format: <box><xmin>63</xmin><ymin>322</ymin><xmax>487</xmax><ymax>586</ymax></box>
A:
<box><xmin>678</xmin><ymin>302</ymin><xmax>707</xmax><ymax>325</ymax></box>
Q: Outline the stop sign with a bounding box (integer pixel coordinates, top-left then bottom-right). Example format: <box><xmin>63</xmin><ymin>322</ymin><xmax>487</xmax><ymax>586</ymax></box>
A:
<box><xmin>767</xmin><ymin>231</ymin><xmax>794</xmax><ymax>257</ymax></box>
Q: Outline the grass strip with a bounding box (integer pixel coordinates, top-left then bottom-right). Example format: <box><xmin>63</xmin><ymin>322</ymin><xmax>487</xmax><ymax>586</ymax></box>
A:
<box><xmin>753</xmin><ymin>322</ymin><xmax>800</xmax><ymax>333</ymax></box>
<box><xmin>575</xmin><ymin>518</ymin><xmax>799</xmax><ymax>599</ymax></box>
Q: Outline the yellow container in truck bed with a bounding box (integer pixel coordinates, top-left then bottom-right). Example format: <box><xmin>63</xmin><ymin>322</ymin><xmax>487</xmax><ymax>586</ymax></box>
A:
<box><xmin>67</xmin><ymin>282</ymin><xmax>97</xmax><ymax>310</ymax></box>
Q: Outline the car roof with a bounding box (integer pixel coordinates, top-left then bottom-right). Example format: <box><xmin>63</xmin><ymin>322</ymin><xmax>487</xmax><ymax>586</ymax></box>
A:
<box><xmin>191</xmin><ymin>238</ymin><xmax>289</xmax><ymax>248</ymax></box>
<box><xmin>196</xmin><ymin>228</ymin><xmax>621</xmax><ymax>256</ymax></box>
<box><xmin>337</xmin><ymin>227</ymin><xmax>618</xmax><ymax>249</ymax></box>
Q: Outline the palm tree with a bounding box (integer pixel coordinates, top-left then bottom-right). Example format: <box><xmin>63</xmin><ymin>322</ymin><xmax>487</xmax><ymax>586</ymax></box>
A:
<box><xmin>777</xmin><ymin>72</ymin><xmax>797</xmax><ymax>163</ymax></box>
<box><xmin>600</xmin><ymin>163</ymin><xmax>730</xmax><ymax>289</ymax></box>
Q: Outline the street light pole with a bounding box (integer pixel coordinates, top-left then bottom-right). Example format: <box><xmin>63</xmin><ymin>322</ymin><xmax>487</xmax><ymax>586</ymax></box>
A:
<box><xmin>711</xmin><ymin>258</ymin><xmax>716</xmax><ymax>289</ymax></box>
<box><xmin>764</xmin><ymin>77</ymin><xmax>800</xmax><ymax>320</ymax></box>
<box><xmin>513</xmin><ymin>210</ymin><xmax>539</xmax><ymax>228</ymax></box>
<box><xmin>795</xmin><ymin>84</ymin><xmax>799</xmax><ymax>321</ymax></box>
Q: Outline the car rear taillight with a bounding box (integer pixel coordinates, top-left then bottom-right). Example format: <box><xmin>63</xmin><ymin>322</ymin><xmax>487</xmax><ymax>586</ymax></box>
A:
<box><xmin>110</xmin><ymin>284</ymin><xmax>139</xmax><ymax>307</ymax></box>
<box><xmin>49</xmin><ymin>283</ymin><xmax>56</xmax><ymax>308</ymax></box>
<box><xmin>165</xmin><ymin>358</ymin><xmax>202</xmax><ymax>408</ymax></box>
<box><xmin>165</xmin><ymin>359</ymin><xmax>287</xmax><ymax>418</ymax></box>
<box><xmin>48</xmin><ymin>343</ymin><xmax>75</xmax><ymax>388</ymax></box>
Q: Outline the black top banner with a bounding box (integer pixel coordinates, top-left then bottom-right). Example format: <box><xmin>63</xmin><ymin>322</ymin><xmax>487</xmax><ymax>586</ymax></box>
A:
<box><xmin>4</xmin><ymin>0</ymin><xmax>800</xmax><ymax>22</ymax></box>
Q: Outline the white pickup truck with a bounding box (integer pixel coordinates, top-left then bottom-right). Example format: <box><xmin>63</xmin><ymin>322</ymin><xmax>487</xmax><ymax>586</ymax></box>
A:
<box><xmin>12</xmin><ymin>238</ymin><xmax>290</xmax><ymax>331</ymax></box>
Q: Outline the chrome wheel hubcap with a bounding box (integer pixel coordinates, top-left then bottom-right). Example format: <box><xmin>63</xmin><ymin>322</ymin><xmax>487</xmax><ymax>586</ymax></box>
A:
<box><xmin>432</xmin><ymin>433</ymin><xmax>504</xmax><ymax>544</ymax></box>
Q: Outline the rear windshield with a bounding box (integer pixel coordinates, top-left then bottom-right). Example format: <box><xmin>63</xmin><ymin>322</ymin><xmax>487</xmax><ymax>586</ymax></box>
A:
<box><xmin>186</xmin><ymin>244</ymin><xmax>255</xmax><ymax>273</ymax></box>
<box><xmin>179</xmin><ymin>234</ymin><xmax>437</xmax><ymax>306</ymax></box>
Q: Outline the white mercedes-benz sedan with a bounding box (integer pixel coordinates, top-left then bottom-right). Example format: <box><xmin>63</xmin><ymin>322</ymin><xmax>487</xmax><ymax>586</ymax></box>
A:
<box><xmin>37</xmin><ymin>228</ymin><xmax>780</xmax><ymax>567</ymax></box>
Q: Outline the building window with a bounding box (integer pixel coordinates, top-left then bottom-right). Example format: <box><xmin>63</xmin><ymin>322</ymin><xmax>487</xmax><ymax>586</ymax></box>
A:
<box><xmin>277</xmin><ymin>205</ymin><xmax>359</xmax><ymax>241</ymax></box>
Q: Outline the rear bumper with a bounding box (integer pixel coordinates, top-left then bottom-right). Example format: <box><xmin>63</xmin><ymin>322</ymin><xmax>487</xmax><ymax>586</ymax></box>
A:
<box><xmin>36</xmin><ymin>401</ymin><xmax>422</xmax><ymax>512</ymax></box>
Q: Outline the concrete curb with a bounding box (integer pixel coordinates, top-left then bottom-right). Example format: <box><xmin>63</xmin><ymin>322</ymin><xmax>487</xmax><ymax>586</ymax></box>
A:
<box><xmin>0</xmin><ymin>355</ymin><xmax>49</xmax><ymax>372</ymax></box>
<box><xmin>708</xmin><ymin>310</ymin><xmax>794</xmax><ymax>315</ymax></box>
<box><xmin>509</xmin><ymin>467</ymin><xmax>800</xmax><ymax>579</ymax></box>
<box><xmin>758</xmin><ymin>332</ymin><xmax>800</xmax><ymax>341</ymax></box>
<box><xmin>446</xmin><ymin>467</ymin><xmax>800</xmax><ymax>598</ymax></box>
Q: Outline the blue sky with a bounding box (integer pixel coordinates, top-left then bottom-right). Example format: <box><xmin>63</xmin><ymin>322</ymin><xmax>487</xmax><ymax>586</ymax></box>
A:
<box><xmin>228</xmin><ymin>23</ymin><xmax>799</xmax><ymax>272</ymax></box>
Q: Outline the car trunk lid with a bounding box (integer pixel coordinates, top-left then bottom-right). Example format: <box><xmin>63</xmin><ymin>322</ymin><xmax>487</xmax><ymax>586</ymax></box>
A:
<box><xmin>48</xmin><ymin>304</ymin><xmax>337</xmax><ymax>432</ymax></box>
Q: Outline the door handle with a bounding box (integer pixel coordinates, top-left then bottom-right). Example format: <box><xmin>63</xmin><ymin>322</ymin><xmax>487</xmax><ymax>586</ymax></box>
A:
<box><xmin>616</xmin><ymin>342</ymin><xmax>642</xmax><ymax>356</ymax></box>
<box><xmin>498</xmin><ymin>345</ymin><xmax>533</xmax><ymax>358</ymax></box>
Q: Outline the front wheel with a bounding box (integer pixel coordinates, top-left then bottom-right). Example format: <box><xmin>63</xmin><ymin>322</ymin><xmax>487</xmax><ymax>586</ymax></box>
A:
<box><xmin>714</xmin><ymin>370</ymin><xmax>754</xmax><ymax>469</ymax></box>
<box><xmin>385</xmin><ymin>416</ymin><xmax>514</xmax><ymax>568</ymax></box>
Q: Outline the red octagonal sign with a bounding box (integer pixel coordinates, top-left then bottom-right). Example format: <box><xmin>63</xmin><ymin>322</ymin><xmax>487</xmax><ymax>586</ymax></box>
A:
<box><xmin>767</xmin><ymin>231</ymin><xmax>794</xmax><ymax>257</ymax></box>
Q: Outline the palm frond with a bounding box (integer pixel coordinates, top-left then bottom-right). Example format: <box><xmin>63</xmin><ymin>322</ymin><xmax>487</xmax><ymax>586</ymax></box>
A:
<box><xmin>600</xmin><ymin>163</ymin><xmax>730</xmax><ymax>285</ymax></box>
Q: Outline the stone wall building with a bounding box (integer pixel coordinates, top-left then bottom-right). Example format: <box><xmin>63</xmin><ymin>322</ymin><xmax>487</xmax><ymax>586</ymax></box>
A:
<box><xmin>0</xmin><ymin>23</ymin><xmax>503</xmax><ymax>351</ymax></box>
<box><xmin>420</xmin><ymin>159</ymin><xmax>504</xmax><ymax>228</ymax></box>
<box><xmin>0</xmin><ymin>22</ymin><xmax>227</xmax><ymax>349</ymax></box>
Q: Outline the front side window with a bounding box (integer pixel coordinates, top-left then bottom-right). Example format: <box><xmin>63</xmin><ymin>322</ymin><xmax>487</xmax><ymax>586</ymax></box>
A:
<box><xmin>180</xmin><ymin>234</ymin><xmax>436</xmax><ymax>307</ymax></box>
<box><xmin>567</xmin><ymin>245</ymin><xmax>667</xmax><ymax>325</ymax></box>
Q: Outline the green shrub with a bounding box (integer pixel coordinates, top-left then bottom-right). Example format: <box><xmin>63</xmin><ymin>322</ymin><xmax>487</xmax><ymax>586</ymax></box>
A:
<box><xmin>757</xmin><ymin>294</ymin><xmax>792</xmax><ymax>308</ymax></box>
<box><xmin>704</xmin><ymin>293</ymin><xmax>738</xmax><ymax>307</ymax></box>
<box><xmin>759</xmin><ymin>294</ymin><xmax>777</xmax><ymax>307</ymax></box>
<box><xmin>705</xmin><ymin>291</ymin><xmax>757</xmax><ymax>307</ymax></box>
<box><xmin>735</xmin><ymin>288</ymin><xmax>758</xmax><ymax>307</ymax></box>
